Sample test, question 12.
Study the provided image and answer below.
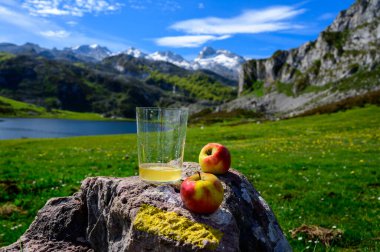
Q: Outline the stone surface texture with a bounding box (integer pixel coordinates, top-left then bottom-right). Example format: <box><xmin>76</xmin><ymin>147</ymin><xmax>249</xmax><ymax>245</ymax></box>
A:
<box><xmin>1</xmin><ymin>162</ymin><xmax>291</xmax><ymax>252</ymax></box>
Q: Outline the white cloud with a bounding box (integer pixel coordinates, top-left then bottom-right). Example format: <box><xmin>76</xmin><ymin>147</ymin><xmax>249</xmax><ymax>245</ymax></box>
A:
<box><xmin>40</xmin><ymin>30</ymin><xmax>70</xmax><ymax>38</ymax></box>
<box><xmin>154</xmin><ymin>5</ymin><xmax>305</xmax><ymax>48</ymax></box>
<box><xmin>0</xmin><ymin>5</ymin><xmax>69</xmax><ymax>39</ymax></box>
<box><xmin>170</xmin><ymin>6</ymin><xmax>305</xmax><ymax>35</ymax></box>
<box><xmin>0</xmin><ymin>5</ymin><xmax>73</xmax><ymax>44</ymax></box>
<box><xmin>0</xmin><ymin>4</ymin><xmax>129</xmax><ymax>51</ymax></box>
<box><xmin>21</xmin><ymin>0</ymin><xmax>123</xmax><ymax>17</ymax></box>
<box><xmin>0</xmin><ymin>5</ymin><xmax>45</xmax><ymax>31</ymax></box>
<box><xmin>155</xmin><ymin>35</ymin><xmax>230</xmax><ymax>48</ymax></box>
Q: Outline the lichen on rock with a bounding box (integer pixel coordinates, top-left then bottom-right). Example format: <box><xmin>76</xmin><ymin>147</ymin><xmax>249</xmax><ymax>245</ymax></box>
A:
<box><xmin>133</xmin><ymin>204</ymin><xmax>223</xmax><ymax>250</ymax></box>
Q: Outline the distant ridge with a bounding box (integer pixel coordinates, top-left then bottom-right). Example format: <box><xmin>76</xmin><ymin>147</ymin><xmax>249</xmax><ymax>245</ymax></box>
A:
<box><xmin>0</xmin><ymin>42</ymin><xmax>245</xmax><ymax>81</ymax></box>
<box><xmin>122</xmin><ymin>46</ymin><xmax>245</xmax><ymax>81</ymax></box>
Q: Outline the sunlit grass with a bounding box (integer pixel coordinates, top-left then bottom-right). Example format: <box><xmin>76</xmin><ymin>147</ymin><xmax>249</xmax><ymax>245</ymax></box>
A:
<box><xmin>0</xmin><ymin>105</ymin><xmax>379</xmax><ymax>251</ymax></box>
<box><xmin>0</xmin><ymin>95</ymin><xmax>107</xmax><ymax>120</ymax></box>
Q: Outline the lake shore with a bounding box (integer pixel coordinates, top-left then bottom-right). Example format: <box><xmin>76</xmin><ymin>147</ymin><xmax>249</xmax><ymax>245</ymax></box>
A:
<box><xmin>0</xmin><ymin>118</ymin><xmax>137</xmax><ymax>140</ymax></box>
<box><xmin>0</xmin><ymin>95</ymin><xmax>134</xmax><ymax>121</ymax></box>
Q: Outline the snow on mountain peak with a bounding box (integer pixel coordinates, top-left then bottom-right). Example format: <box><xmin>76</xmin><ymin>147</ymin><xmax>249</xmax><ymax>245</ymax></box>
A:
<box><xmin>149</xmin><ymin>51</ymin><xmax>185</xmax><ymax>62</ymax></box>
<box><xmin>124</xmin><ymin>47</ymin><xmax>147</xmax><ymax>58</ymax></box>
<box><xmin>69</xmin><ymin>44</ymin><xmax>112</xmax><ymax>61</ymax></box>
<box><xmin>198</xmin><ymin>46</ymin><xmax>217</xmax><ymax>59</ymax></box>
<box><xmin>148</xmin><ymin>51</ymin><xmax>192</xmax><ymax>69</ymax></box>
<box><xmin>193</xmin><ymin>47</ymin><xmax>245</xmax><ymax>80</ymax></box>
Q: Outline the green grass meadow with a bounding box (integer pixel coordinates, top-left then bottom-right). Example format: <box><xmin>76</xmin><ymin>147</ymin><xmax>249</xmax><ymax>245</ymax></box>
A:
<box><xmin>1</xmin><ymin>106</ymin><xmax>379</xmax><ymax>251</ymax></box>
<box><xmin>0</xmin><ymin>95</ymin><xmax>107</xmax><ymax>120</ymax></box>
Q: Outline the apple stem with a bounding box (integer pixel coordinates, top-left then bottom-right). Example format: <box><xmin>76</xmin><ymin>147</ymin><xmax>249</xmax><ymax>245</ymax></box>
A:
<box><xmin>197</xmin><ymin>171</ymin><xmax>201</xmax><ymax>180</ymax></box>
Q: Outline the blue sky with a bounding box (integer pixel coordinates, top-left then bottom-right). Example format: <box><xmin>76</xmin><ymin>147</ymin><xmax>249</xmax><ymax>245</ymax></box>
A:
<box><xmin>0</xmin><ymin>0</ymin><xmax>354</xmax><ymax>59</ymax></box>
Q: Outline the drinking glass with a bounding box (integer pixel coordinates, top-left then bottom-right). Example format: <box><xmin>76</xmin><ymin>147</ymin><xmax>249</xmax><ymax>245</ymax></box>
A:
<box><xmin>136</xmin><ymin>107</ymin><xmax>188</xmax><ymax>183</ymax></box>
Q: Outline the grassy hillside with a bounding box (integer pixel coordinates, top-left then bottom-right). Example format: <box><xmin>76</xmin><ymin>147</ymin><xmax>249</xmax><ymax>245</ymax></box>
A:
<box><xmin>147</xmin><ymin>71</ymin><xmax>236</xmax><ymax>102</ymax></box>
<box><xmin>0</xmin><ymin>54</ymin><xmax>162</xmax><ymax>117</ymax></box>
<box><xmin>0</xmin><ymin>54</ymin><xmax>235</xmax><ymax>117</ymax></box>
<box><xmin>0</xmin><ymin>106</ymin><xmax>379</xmax><ymax>250</ymax></box>
<box><xmin>0</xmin><ymin>52</ymin><xmax>15</xmax><ymax>61</ymax></box>
<box><xmin>0</xmin><ymin>95</ymin><xmax>105</xmax><ymax>120</ymax></box>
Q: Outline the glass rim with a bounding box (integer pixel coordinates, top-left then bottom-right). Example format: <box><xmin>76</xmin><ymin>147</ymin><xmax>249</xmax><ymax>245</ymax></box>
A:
<box><xmin>136</xmin><ymin>107</ymin><xmax>189</xmax><ymax>111</ymax></box>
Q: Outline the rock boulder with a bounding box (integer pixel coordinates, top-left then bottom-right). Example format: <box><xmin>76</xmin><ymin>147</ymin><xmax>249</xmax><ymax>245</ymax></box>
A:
<box><xmin>2</xmin><ymin>162</ymin><xmax>291</xmax><ymax>252</ymax></box>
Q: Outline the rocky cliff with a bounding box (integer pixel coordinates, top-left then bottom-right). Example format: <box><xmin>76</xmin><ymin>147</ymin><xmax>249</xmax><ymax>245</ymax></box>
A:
<box><xmin>236</xmin><ymin>0</ymin><xmax>380</xmax><ymax>116</ymax></box>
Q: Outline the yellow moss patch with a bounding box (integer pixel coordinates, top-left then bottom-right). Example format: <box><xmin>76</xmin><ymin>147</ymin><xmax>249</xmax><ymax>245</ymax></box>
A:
<box><xmin>133</xmin><ymin>204</ymin><xmax>223</xmax><ymax>250</ymax></box>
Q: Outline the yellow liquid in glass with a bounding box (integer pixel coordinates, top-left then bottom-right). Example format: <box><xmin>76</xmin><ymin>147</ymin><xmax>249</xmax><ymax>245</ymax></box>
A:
<box><xmin>139</xmin><ymin>163</ymin><xmax>182</xmax><ymax>183</ymax></box>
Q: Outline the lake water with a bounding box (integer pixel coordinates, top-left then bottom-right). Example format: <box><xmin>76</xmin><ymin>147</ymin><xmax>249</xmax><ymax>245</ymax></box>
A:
<box><xmin>0</xmin><ymin>118</ymin><xmax>137</xmax><ymax>140</ymax></box>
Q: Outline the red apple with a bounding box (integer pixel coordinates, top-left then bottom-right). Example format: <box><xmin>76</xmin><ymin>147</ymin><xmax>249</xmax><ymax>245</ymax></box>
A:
<box><xmin>180</xmin><ymin>172</ymin><xmax>224</xmax><ymax>214</ymax></box>
<box><xmin>199</xmin><ymin>143</ymin><xmax>231</xmax><ymax>174</ymax></box>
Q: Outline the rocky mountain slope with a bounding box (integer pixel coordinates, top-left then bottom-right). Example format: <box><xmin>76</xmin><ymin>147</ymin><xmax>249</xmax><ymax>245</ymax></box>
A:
<box><xmin>233</xmin><ymin>0</ymin><xmax>379</xmax><ymax>116</ymax></box>
<box><xmin>147</xmin><ymin>51</ymin><xmax>193</xmax><ymax>70</ymax></box>
<box><xmin>67</xmin><ymin>44</ymin><xmax>112</xmax><ymax>61</ymax></box>
<box><xmin>193</xmin><ymin>47</ymin><xmax>245</xmax><ymax>81</ymax></box>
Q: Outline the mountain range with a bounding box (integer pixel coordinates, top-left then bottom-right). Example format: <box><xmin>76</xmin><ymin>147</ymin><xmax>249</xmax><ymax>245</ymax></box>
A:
<box><xmin>0</xmin><ymin>43</ymin><xmax>244</xmax><ymax>81</ymax></box>
<box><xmin>123</xmin><ymin>47</ymin><xmax>245</xmax><ymax>81</ymax></box>
<box><xmin>0</xmin><ymin>43</ymin><xmax>236</xmax><ymax>118</ymax></box>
